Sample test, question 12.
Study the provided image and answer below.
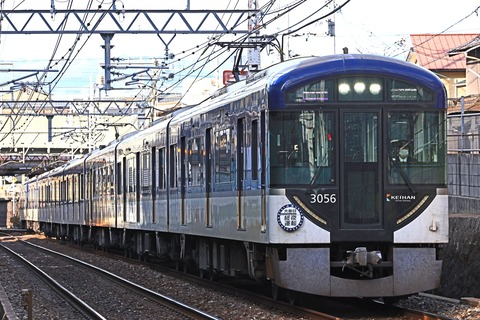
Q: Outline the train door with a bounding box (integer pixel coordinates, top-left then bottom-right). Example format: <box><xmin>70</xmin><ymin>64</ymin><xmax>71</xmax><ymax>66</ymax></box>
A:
<box><xmin>260</xmin><ymin>111</ymin><xmax>267</xmax><ymax>231</ymax></box>
<box><xmin>180</xmin><ymin>136</ymin><xmax>186</xmax><ymax>225</ymax></box>
<box><xmin>125</xmin><ymin>154</ymin><xmax>139</xmax><ymax>223</ymax></box>
<box><xmin>334</xmin><ymin>110</ymin><xmax>389</xmax><ymax>242</ymax></box>
<box><xmin>237</xmin><ymin>118</ymin><xmax>245</xmax><ymax>229</ymax></box>
<box><xmin>151</xmin><ymin>146</ymin><xmax>156</xmax><ymax>224</ymax></box>
<box><xmin>205</xmin><ymin>128</ymin><xmax>212</xmax><ymax>227</ymax></box>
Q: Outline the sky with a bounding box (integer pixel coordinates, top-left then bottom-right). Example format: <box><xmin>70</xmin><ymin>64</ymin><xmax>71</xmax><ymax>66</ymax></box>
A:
<box><xmin>0</xmin><ymin>0</ymin><xmax>479</xmax><ymax>100</ymax></box>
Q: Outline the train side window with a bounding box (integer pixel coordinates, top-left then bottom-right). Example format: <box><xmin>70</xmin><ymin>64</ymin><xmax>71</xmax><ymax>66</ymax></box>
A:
<box><xmin>127</xmin><ymin>156</ymin><xmax>136</xmax><ymax>193</ymax></box>
<box><xmin>61</xmin><ymin>180</ymin><xmax>66</xmax><ymax>203</ymax></box>
<box><xmin>66</xmin><ymin>178</ymin><xmax>70</xmax><ymax>203</ymax></box>
<box><xmin>116</xmin><ymin>161</ymin><xmax>122</xmax><ymax>195</ymax></box>
<box><xmin>59</xmin><ymin>180</ymin><xmax>62</xmax><ymax>203</ymax></box>
<box><xmin>108</xmin><ymin>164</ymin><xmax>114</xmax><ymax>195</ymax></box>
<box><xmin>215</xmin><ymin>128</ymin><xmax>231</xmax><ymax>183</ymax></box>
<box><xmin>79</xmin><ymin>173</ymin><xmax>84</xmax><ymax>201</ymax></box>
<box><xmin>55</xmin><ymin>182</ymin><xmax>58</xmax><ymax>203</ymax></box>
<box><xmin>158</xmin><ymin>147</ymin><xmax>166</xmax><ymax>190</ymax></box>
<box><xmin>95</xmin><ymin>168</ymin><xmax>101</xmax><ymax>197</ymax></box>
<box><xmin>187</xmin><ymin>137</ymin><xmax>204</xmax><ymax>186</ymax></box>
<box><xmin>169</xmin><ymin>144</ymin><xmax>178</xmax><ymax>188</ymax></box>
<box><xmin>151</xmin><ymin>146</ymin><xmax>156</xmax><ymax>194</ymax></box>
<box><xmin>141</xmin><ymin>151</ymin><xmax>151</xmax><ymax>192</ymax></box>
<box><xmin>91</xmin><ymin>168</ymin><xmax>97</xmax><ymax>198</ymax></box>
<box><xmin>71</xmin><ymin>175</ymin><xmax>74</xmax><ymax>204</ymax></box>
<box><xmin>99</xmin><ymin>168</ymin><xmax>104</xmax><ymax>197</ymax></box>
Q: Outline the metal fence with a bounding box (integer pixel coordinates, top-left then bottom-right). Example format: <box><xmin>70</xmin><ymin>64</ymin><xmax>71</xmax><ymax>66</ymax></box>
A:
<box><xmin>447</xmin><ymin>113</ymin><xmax>480</xmax><ymax>154</ymax></box>
<box><xmin>447</xmin><ymin>111</ymin><xmax>480</xmax><ymax>213</ymax></box>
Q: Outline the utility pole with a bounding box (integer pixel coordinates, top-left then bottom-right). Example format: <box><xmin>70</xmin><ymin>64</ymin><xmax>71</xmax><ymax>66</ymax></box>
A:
<box><xmin>248</xmin><ymin>0</ymin><xmax>261</xmax><ymax>72</ymax></box>
<box><xmin>101</xmin><ymin>34</ymin><xmax>115</xmax><ymax>91</ymax></box>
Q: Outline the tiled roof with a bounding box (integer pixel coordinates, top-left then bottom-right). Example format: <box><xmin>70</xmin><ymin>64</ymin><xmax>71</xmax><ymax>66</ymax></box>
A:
<box><xmin>409</xmin><ymin>34</ymin><xmax>479</xmax><ymax>70</ymax></box>
<box><xmin>448</xmin><ymin>36</ymin><xmax>480</xmax><ymax>55</ymax></box>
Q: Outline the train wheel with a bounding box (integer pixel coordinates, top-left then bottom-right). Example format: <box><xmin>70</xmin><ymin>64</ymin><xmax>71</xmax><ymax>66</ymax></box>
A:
<box><xmin>271</xmin><ymin>282</ymin><xmax>281</xmax><ymax>301</ymax></box>
<box><xmin>208</xmin><ymin>267</ymin><xmax>215</xmax><ymax>281</ymax></box>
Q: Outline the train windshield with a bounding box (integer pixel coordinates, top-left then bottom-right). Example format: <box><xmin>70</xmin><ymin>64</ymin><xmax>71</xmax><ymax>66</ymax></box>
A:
<box><xmin>387</xmin><ymin>111</ymin><xmax>446</xmax><ymax>185</ymax></box>
<box><xmin>269</xmin><ymin>111</ymin><xmax>334</xmax><ymax>186</ymax></box>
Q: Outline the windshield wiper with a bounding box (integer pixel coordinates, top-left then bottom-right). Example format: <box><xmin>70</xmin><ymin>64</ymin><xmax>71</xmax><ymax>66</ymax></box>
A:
<box><xmin>390</xmin><ymin>156</ymin><xmax>417</xmax><ymax>194</ymax></box>
<box><xmin>310</xmin><ymin>166</ymin><xmax>323</xmax><ymax>185</ymax></box>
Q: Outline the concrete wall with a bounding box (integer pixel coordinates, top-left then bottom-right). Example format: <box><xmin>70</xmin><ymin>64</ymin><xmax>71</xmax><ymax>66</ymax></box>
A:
<box><xmin>438</xmin><ymin>215</ymin><xmax>480</xmax><ymax>299</ymax></box>
<box><xmin>442</xmin><ymin>154</ymin><xmax>480</xmax><ymax>299</ymax></box>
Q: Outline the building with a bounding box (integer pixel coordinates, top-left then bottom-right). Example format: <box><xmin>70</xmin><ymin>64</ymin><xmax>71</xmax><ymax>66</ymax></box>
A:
<box><xmin>409</xmin><ymin>34</ymin><xmax>480</xmax><ymax>214</ymax></box>
<box><xmin>447</xmin><ymin>36</ymin><xmax>480</xmax><ymax>96</ymax></box>
<box><xmin>407</xmin><ymin>33</ymin><xmax>480</xmax><ymax>113</ymax></box>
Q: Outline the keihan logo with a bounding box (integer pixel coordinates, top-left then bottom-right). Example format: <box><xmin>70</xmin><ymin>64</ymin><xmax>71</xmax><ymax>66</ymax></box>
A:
<box><xmin>386</xmin><ymin>193</ymin><xmax>416</xmax><ymax>202</ymax></box>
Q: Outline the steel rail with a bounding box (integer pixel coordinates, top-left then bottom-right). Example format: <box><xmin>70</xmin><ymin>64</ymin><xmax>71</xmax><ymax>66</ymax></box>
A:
<box><xmin>20</xmin><ymin>240</ymin><xmax>220</xmax><ymax>320</ymax></box>
<box><xmin>0</xmin><ymin>242</ymin><xmax>106</xmax><ymax>320</ymax></box>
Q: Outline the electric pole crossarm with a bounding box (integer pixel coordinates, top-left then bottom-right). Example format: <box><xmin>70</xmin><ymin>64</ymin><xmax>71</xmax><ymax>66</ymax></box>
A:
<box><xmin>0</xmin><ymin>9</ymin><xmax>254</xmax><ymax>34</ymax></box>
<box><xmin>0</xmin><ymin>100</ymin><xmax>143</xmax><ymax>116</ymax></box>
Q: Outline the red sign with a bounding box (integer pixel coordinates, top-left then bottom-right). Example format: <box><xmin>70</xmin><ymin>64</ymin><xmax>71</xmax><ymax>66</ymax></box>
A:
<box><xmin>223</xmin><ymin>70</ymin><xmax>248</xmax><ymax>85</ymax></box>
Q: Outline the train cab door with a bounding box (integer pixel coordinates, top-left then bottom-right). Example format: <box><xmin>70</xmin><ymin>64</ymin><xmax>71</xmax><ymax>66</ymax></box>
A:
<box><xmin>334</xmin><ymin>110</ymin><xmax>390</xmax><ymax>242</ymax></box>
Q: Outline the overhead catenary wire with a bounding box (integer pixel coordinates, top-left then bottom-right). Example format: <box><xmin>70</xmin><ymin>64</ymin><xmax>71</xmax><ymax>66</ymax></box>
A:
<box><xmin>5</xmin><ymin>1</ymin><xmax>476</xmax><ymax>160</ymax></box>
<box><xmin>141</xmin><ymin>0</ymin><xmax>331</xmax><ymax>100</ymax></box>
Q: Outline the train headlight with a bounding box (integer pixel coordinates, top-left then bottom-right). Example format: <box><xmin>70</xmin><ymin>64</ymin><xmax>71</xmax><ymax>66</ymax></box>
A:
<box><xmin>338</xmin><ymin>83</ymin><xmax>350</xmax><ymax>95</ymax></box>
<box><xmin>369</xmin><ymin>83</ymin><xmax>382</xmax><ymax>95</ymax></box>
<box><xmin>354</xmin><ymin>82</ymin><xmax>366</xmax><ymax>94</ymax></box>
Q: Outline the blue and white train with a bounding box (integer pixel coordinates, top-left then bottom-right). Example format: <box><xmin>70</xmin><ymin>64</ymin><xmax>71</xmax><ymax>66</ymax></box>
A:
<box><xmin>19</xmin><ymin>54</ymin><xmax>448</xmax><ymax>299</ymax></box>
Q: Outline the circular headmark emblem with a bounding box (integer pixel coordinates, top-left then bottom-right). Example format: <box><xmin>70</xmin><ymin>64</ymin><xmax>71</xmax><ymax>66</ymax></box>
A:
<box><xmin>277</xmin><ymin>204</ymin><xmax>304</xmax><ymax>232</ymax></box>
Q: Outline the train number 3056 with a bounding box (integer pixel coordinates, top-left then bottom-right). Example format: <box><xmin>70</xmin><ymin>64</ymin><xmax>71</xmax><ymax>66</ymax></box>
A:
<box><xmin>310</xmin><ymin>193</ymin><xmax>337</xmax><ymax>204</ymax></box>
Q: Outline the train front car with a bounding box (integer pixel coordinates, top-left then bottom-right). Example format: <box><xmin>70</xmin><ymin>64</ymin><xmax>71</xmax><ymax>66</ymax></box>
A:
<box><xmin>265</xmin><ymin>54</ymin><xmax>447</xmax><ymax>298</ymax></box>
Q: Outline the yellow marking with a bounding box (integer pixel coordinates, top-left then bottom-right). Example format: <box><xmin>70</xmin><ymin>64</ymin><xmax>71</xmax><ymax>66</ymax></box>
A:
<box><xmin>293</xmin><ymin>195</ymin><xmax>327</xmax><ymax>225</ymax></box>
<box><xmin>396</xmin><ymin>195</ymin><xmax>429</xmax><ymax>224</ymax></box>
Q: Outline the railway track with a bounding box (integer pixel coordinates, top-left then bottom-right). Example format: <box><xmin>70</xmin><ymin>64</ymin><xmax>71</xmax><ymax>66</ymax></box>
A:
<box><xmin>0</xmin><ymin>232</ymin><xmax>462</xmax><ymax>319</ymax></box>
<box><xmin>0</xmin><ymin>234</ymin><xmax>219</xmax><ymax>320</ymax></box>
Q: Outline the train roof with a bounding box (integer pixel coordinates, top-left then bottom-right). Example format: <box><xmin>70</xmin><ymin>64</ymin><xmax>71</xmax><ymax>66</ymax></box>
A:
<box><xmin>116</xmin><ymin>108</ymin><xmax>189</xmax><ymax>151</ymax></box>
<box><xmin>266</xmin><ymin>54</ymin><xmax>446</xmax><ymax>107</ymax></box>
<box><xmin>173</xmin><ymin>54</ymin><xmax>446</xmax><ymax>122</ymax></box>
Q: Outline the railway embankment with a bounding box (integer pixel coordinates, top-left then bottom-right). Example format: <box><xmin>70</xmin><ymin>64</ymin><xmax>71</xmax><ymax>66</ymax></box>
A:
<box><xmin>437</xmin><ymin>214</ymin><xmax>480</xmax><ymax>299</ymax></box>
